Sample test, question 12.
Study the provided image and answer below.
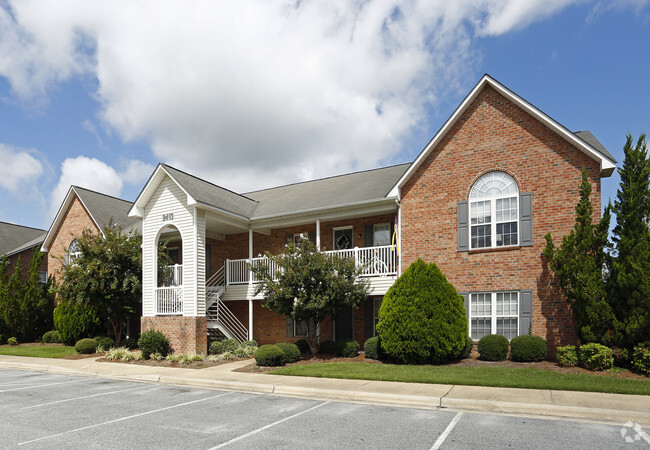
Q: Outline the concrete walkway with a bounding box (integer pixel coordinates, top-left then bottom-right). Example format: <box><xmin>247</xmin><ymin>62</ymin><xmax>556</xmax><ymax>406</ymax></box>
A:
<box><xmin>1</xmin><ymin>355</ymin><xmax>648</xmax><ymax>426</ymax></box>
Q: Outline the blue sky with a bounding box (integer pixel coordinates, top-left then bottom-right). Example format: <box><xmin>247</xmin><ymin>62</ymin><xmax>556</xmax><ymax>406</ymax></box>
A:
<box><xmin>0</xmin><ymin>1</ymin><xmax>648</xmax><ymax>231</ymax></box>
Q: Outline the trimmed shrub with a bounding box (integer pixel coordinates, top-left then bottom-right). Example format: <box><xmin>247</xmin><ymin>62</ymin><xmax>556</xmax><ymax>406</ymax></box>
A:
<box><xmin>275</xmin><ymin>343</ymin><xmax>301</xmax><ymax>363</ymax></box>
<box><xmin>631</xmin><ymin>345</ymin><xmax>650</xmax><ymax>376</ymax></box>
<box><xmin>53</xmin><ymin>299</ymin><xmax>101</xmax><ymax>346</ymax></box>
<box><xmin>42</xmin><ymin>331</ymin><xmax>61</xmax><ymax>344</ymax></box>
<box><xmin>93</xmin><ymin>335</ymin><xmax>107</xmax><ymax>342</ymax></box>
<box><xmin>254</xmin><ymin>345</ymin><xmax>285</xmax><ymax>366</ymax></box>
<box><xmin>376</xmin><ymin>259</ymin><xmax>468</xmax><ymax>364</ymax></box>
<box><xmin>364</xmin><ymin>336</ymin><xmax>383</xmax><ymax>360</ymax></box>
<box><xmin>461</xmin><ymin>336</ymin><xmax>474</xmax><ymax>360</ymax></box>
<box><xmin>557</xmin><ymin>345</ymin><xmax>579</xmax><ymax>367</ymax></box>
<box><xmin>509</xmin><ymin>335</ymin><xmax>548</xmax><ymax>362</ymax></box>
<box><xmin>318</xmin><ymin>340</ymin><xmax>336</xmax><ymax>354</ymax></box>
<box><xmin>7</xmin><ymin>337</ymin><xmax>18</xmax><ymax>346</ymax></box>
<box><xmin>138</xmin><ymin>329</ymin><xmax>171</xmax><ymax>359</ymax></box>
<box><xmin>335</xmin><ymin>340</ymin><xmax>359</xmax><ymax>358</ymax></box>
<box><xmin>241</xmin><ymin>340</ymin><xmax>258</xmax><ymax>347</ymax></box>
<box><xmin>294</xmin><ymin>339</ymin><xmax>311</xmax><ymax>355</ymax></box>
<box><xmin>210</xmin><ymin>338</ymin><xmax>239</xmax><ymax>355</ymax></box>
<box><xmin>97</xmin><ymin>337</ymin><xmax>115</xmax><ymax>350</ymax></box>
<box><xmin>122</xmin><ymin>337</ymin><xmax>139</xmax><ymax>350</ymax></box>
<box><xmin>234</xmin><ymin>344</ymin><xmax>257</xmax><ymax>358</ymax></box>
<box><xmin>579</xmin><ymin>343</ymin><xmax>614</xmax><ymax>371</ymax></box>
<box><xmin>477</xmin><ymin>335</ymin><xmax>509</xmax><ymax>361</ymax></box>
<box><xmin>75</xmin><ymin>338</ymin><xmax>98</xmax><ymax>354</ymax></box>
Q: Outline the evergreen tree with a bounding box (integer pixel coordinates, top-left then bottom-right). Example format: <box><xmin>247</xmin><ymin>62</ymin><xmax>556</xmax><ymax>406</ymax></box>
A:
<box><xmin>608</xmin><ymin>133</ymin><xmax>650</xmax><ymax>348</ymax></box>
<box><xmin>544</xmin><ymin>168</ymin><xmax>615</xmax><ymax>344</ymax></box>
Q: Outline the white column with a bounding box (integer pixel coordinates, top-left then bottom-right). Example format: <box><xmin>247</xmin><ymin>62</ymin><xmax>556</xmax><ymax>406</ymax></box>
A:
<box><xmin>248</xmin><ymin>229</ymin><xmax>254</xmax><ymax>340</ymax></box>
<box><xmin>397</xmin><ymin>198</ymin><xmax>402</xmax><ymax>275</ymax></box>
<box><xmin>249</xmin><ymin>299</ymin><xmax>254</xmax><ymax>340</ymax></box>
<box><xmin>316</xmin><ymin>218</ymin><xmax>321</xmax><ymax>250</ymax></box>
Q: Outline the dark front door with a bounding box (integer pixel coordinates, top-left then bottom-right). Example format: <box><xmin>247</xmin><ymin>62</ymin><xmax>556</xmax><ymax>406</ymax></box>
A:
<box><xmin>334</xmin><ymin>228</ymin><xmax>353</xmax><ymax>250</ymax></box>
<box><xmin>335</xmin><ymin>306</ymin><xmax>354</xmax><ymax>341</ymax></box>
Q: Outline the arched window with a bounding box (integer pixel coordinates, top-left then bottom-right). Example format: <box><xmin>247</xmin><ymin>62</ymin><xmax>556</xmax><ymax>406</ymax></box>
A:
<box><xmin>469</xmin><ymin>171</ymin><xmax>519</xmax><ymax>249</ymax></box>
<box><xmin>66</xmin><ymin>239</ymin><xmax>82</xmax><ymax>265</ymax></box>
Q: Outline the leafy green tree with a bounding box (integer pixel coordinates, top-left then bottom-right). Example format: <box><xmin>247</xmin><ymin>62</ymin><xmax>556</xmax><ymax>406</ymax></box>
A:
<box><xmin>544</xmin><ymin>168</ymin><xmax>615</xmax><ymax>344</ymax></box>
<box><xmin>56</xmin><ymin>223</ymin><xmax>142</xmax><ymax>346</ymax></box>
<box><xmin>53</xmin><ymin>298</ymin><xmax>101</xmax><ymax>345</ymax></box>
<box><xmin>608</xmin><ymin>133</ymin><xmax>650</xmax><ymax>348</ymax></box>
<box><xmin>376</xmin><ymin>259</ymin><xmax>468</xmax><ymax>364</ymax></box>
<box><xmin>251</xmin><ymin>239</ymin><xmax>369</xmax><ymax>354</ymax></box>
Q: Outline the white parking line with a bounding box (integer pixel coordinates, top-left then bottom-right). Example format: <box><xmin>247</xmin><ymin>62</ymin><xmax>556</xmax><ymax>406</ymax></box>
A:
<box><xmin>0</xmin><ymin>378</ymin><xmax>94</xmax><ymax>393</ymax></box>
<box><xmin>18</xmin><ymin>391</ymin><xmax>233</xmax><ymax>446</ymax></box>
<box><xmin>21</xmin><ymin>385</ymin><xmax>154</xmax><ymax>409</ymax></box>
<box><xmin>209</xmin><ymin>401</ymin><xmax>330</xmax><ymax>449</ymax></box>
<box><xmin>431</xmin><ymin>412</ymin><xmax>463</xmax><ymax>450</ymax></box>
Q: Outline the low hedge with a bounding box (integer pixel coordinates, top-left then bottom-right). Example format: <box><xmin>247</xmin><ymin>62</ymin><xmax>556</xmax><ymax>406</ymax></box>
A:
<box><xmin>7</xmin><ymin>337</ymin><xmax>18</xmax><ymax>346</ymax></box>
<box><xmin>579</xmin><ymin>343</ymin><xmax>614</xmax><ymax>371</ymax></box>
<box><xmin>461</xmin><ymin>336</ymin><xmax>474</xmax><ymax>359</ymax></box>
<box><xmin>557</xmin><ymin>345</ymin><xmax>579</xmax><ymax>367</ymax></box>
<box><xmin>318</xmin><ymin>340</ymin><xmax>336</xmax><ymax>354</ymax></box>
<box><xmin>335</xmin><ymin>340</ymin><xmax>359</xmax><ymax>358</ymax></box>
<box><xmin>138</xmin><ymin>329</ymin><xmax>171</xmax><ymax>359</ymax></box>
<box><xmin>477</xmin><ymin>334</ymin><xmax>509</xmax><ymax>361</ymax></box>
<box><xmin>42</xmin><ymin>331</ymin><xmax>61</xmax><ymax>344</ymax></box>
<box><xmin>122</xmin><ymin>337</ymin><xmax>139</xmax><ymax>350</ymax></box>
<box><xmin>275</xmin><ymin>343</ymin><xmax>301</xmax><ymax>363</ymax></box>
<box><xmin>97</xmin><ymin>337</ymin><xmax>115</xmax><ymax>350</ymax></box>
<box><xmin>210</xmin><ymin>338</ymin><xmax>239</xmax><ymax>355</ymax></box>
<box><xmin>255</xmin><ymin>345</ymin><xmax>285</xmax><ymax>366</ymax></box>
<box><xmin>631</xmin><ymin>344</ymin><xmax>650</xmax><ymax>376</ymax></box>
<box><xmin>364</xmin><ymin>337</ymin><xmax>383</xmax><ymax>360</ymax></box>
<box><xmin>294</xmin><ymin>339</ymin><xmax>311</xmax><ymax>355</ymax></box>
<box><xmin>509</xmin><ymin>335</ymin><xmax>548</xmax><ymax>362</ymax></box>
<box><xmin>75</xmin><ymin>338</ymin><xmax>98</xmax><ymax>354</ymax></box>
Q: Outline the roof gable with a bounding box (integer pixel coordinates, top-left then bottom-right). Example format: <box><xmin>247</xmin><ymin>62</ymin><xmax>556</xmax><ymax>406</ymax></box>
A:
<box><xmin>390</xmin><ymin>74</ymin><xmax>617</xmax><ymax>197</ymax></box>
<box><xmin>0</xmin><ymin>222</ymin><xmax>46</xmax><ymax>257</ymax></box>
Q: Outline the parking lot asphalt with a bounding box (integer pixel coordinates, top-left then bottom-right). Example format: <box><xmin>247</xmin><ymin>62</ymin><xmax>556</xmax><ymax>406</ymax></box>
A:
<box><xmin>0</xmin><ymin>368</ymin><xmax>648</xmax><ymax>449</ymax></box>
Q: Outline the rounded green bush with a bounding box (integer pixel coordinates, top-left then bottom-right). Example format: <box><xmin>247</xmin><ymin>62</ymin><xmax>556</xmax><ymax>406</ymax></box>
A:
<box><xmin>42</xmin><ymin>330</ymin><xmax>61</xmax><ymax>344</ymax></box>
<box><xmin>477</xmin><ymin>334</ymin><xmax>509</xmax><ymax>361</ymax></box>
<box><xmin>254</xmin><ymin>345</ymin><xmax>285</xmax><ymax>366</ymax></box>
<box><xmin>364</xmin><ymin>336</ymin><xmax>383</xmax><ymax>360</ymax></box>
<box><xmin>509</xmin><ymin>335</ymin><xmax>548</xmax><ymax>362</ymax></box>
<box><xmin>335</xmin><ymin>340</ymin><xmax>359</xmax><ymax>358</ymax></box>
<box><xmin>138</xmin><ymin>329</ymin><xmax>171</xmax><ymax>359</ymax></box>
<box><xmin>210</xmin><ymin>338</ymin><xmax>239</xmax><ymax>355</ymax></box>
<box><xmin>579</xmin><ymin>343</ymin><xmax>614</xmax><ymax>371</ymax></box>
<box><xmin>122</xmin><ymin>337</ymin><xmax>139</xmax><ymax>350</ymax></box>
<box><xmin>75</xmin><ymin>338</ymin><xmax>98</xmax><ymax>354</ymax></box>
<box><xmin>241</xmin><ymin>340</ymin><xmax>258</xmax><ymax>348</ymax></box>
<box><xmin>93</xmin><ymin>335</ymin><xmax>107</xmax><ymax>342</ymax></box>
<box><xmin>461</xmin><ymin>336</ymin><xmax>474</xmax><ymax>359</ymax></box>
<box><xmin>275</xmin><ymin>343</ymin><xmax>301</xmax><ymax>363</ymax></box>
<box><xmin>7</xmin><ymin>337</ymin><xmax>18</xmax><ymax>346</ymax></box>
<box><xmin>557</xmin><ymin>345</ymin><xmax>579</xmax><ymax>367</ymax></box>
<box><xmin>318</xmin><ymin>340</ymin><xmax>336</xmax><ymax>354</ymax></box>
<box><xmin>294</xmin><ymin>339</ymin><xmax>311</xmax><ymax>355</ymax></box>
<box><xmin>97</xmin><ymin>337</ymin><xmax>115</xmax><ymax>350</ymax></box>
<box><xmin>376</xmin><ymin>259</ymin><xmax>468</xmax><ymax>364</ymax></box>
<box><xmin>631</xmin><ymin>344</ymin><xmax>650</xmax><ymax>376</ymax></box>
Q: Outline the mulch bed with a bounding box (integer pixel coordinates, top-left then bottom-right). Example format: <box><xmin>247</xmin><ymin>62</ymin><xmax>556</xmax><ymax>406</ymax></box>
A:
<box><xmin>97</xmin><ymin>356</ymin><xmax>250</xmax><ymax>369</ymax></box>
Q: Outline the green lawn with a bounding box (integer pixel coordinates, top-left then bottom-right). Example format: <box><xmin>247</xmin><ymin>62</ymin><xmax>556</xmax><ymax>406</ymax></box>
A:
<box><xmin>270</xmin><ymin>362</ymin><xmax>650</xmax><ymax>396</ymax></box>
<box><xmin>0</xmin><ymin>344</ymin><xmax>77</xmax><ymax>358</ymax></box>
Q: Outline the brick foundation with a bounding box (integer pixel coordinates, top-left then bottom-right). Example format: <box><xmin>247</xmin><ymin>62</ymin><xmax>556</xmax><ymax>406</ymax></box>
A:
<box><xmin>141</xmin><ymin>316</ymin><xmax>208</xmax><ymax>354</ymax></box>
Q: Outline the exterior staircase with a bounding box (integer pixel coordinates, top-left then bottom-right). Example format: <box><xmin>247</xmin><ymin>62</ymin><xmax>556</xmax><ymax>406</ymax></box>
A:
<box><xmin>206</xmin><ymin>265</ymin><xmax>248</xmax><ymax>343</ymax></box>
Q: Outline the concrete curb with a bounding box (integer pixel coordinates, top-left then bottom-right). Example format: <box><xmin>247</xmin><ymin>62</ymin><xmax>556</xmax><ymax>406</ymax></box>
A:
<box><xmin>1</xmin><ymin>359</ymin><xmax>648</xmax><ymax>426</ymax></box>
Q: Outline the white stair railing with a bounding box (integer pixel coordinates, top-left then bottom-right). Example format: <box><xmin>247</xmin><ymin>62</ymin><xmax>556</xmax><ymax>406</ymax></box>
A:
<box><xmin>207</xmin><ymin>298</ymin><xmax>248</xmax><ymax>343</ymax></box>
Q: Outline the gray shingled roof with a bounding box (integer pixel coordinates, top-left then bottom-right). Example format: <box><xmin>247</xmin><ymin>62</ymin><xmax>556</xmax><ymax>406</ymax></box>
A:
<box><xmin>245</xmin><ymin>163</ymin><xmax>409</xmax><ymax>218</ymax></box>
<box><xmin>574</xmin><ymin>130</ymin><xmax>616</xmax><ymax>163</ymax></box>
<box><xmin>0</xmin><ymin>222</ymin><xmax>46</xmax><ymax>257</ymax></box>
<box><xmin>74</xmin><ymin>187</ymin><xmax>141</xmax><ymax>233</ymax></box>
<box><xmin>162</xmin><ymin>165</ymin><xmax>258</xmax><ymax>218</ymax></box>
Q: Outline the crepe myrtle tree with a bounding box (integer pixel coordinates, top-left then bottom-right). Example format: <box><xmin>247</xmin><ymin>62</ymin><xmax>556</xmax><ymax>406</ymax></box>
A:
<box><xmin>251</xmin><ymin>239</ymin><xmax>369</xmax><ymax>354</ymax></box>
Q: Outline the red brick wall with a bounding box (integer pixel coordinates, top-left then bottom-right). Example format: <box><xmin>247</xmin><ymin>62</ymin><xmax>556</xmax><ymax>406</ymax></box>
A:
<box><xmin>141</xmin><ymin>316</ymin><xmax>207</xmax><ymax>354</ymax></box>
<box><xmin>7</xmin><ymin>247</ymin><xmax>47</xmax><ymax>281</ymax></box>
<box><xmin>400</xmin><ymin>85</ymin><xmax>602</xmax><ymax>351</ymax></box>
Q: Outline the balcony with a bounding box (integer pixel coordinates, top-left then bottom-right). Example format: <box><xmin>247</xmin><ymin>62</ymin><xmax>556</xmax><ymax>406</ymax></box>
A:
<box><xmin>155</xmin><ymin>264</ymin><xmax>183</xmax><ymax>315</ymax></box>
<box><xmin>225</xmin><ymin>245</ymin><xmax>398</xmax><ymax>285</ymax></box>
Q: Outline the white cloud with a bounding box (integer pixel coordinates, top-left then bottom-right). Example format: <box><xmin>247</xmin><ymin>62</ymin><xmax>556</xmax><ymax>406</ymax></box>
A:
<box><xmin>0</xmin><ymin>0</ymin><xmax>597</xmax><ymax>192</ymax></box>
<box><xmin>49</xmin><ymin>156</ymin><xmax>123</xmax><ymax>220</ymax></box>
<box><xmin>120</xmin><ymin>159</ymin><xmax>156</xmax><ymax>186</ymax></box>
<box><xmin>0</xmin><ymin>144</ymin><xmax>44</xmax><ymax>192</ymax></box>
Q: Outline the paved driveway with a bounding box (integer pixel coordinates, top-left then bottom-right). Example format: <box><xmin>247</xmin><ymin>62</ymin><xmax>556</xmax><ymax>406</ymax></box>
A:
<box><xmin>0</xmin><ymin>368</ymin><xmax>647</xmax><ymax>449</ymax></box>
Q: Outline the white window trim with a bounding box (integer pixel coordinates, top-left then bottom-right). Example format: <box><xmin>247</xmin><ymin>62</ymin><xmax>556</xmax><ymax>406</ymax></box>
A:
<box><xmin>373</xmin><ymin>223</ymin><xmax>391</xmax><ymax>247</ymax></box>
<box><xmin>469</xmin><ymin>187</ymin><xmax>520</xmax><ymax>250</ymax></box>
<box><xmin>373</xmin><ymin>298</ymin><xmax>382</xmax><ymax>337</ymax></box>
<box><xmin>332</xmin><ymin>226</ymin><xmax>353</xmax><ymax>249</ymax></box>
<box><xmin>468</xmin><ymin>291</ymin><xmax>519</xmax><ymax>340</ymax></box>
<box><xmin>66</xmin><ymin>239</ymin><xmax>82</xmax><ymax>266</ymax></box>
<box><xmin>293</xmin><ymin>319</ymin><xmax>308</xmax><ymax>337</ymax></box>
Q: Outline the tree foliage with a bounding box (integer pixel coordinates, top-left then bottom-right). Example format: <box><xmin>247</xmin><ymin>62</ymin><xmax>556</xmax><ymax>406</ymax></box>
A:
<box><xmin>0</xmin><ymin>249</ymin><xmax>54</xmax><ymax>342</ymax></box>
<box><xmin>544</xmin><ymin>168</ymin><xmax>615</xmax><ymax>344</ymax></box>
<box><xmin>56</xmin><ymin>223</ymin><xmax>141</xmax><ymax>346</ymax></box>
<box><xmin>376</xmin><ymin>259</ymin><xmax>468</xmax><ymax>364</ymax></box>
<box><xmin>608</xmin><ymin>133</ymin><xmax>650</xmax><ymax>348</ymax></box>
<box><xmin>251</xmin><ymin>239</ymin><xmax>369</xmax><ymax>354</ymax></box>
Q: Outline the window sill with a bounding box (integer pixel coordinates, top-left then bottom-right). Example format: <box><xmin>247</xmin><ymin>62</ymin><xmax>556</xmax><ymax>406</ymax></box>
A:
<box><xmin>468</xmin><ymin>245</ymin><xmax>521</xmax><ymax>255</ymax></box>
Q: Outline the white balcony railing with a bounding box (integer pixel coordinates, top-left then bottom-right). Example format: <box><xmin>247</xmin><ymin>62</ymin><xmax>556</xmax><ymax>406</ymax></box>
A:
<box><xmin>225</xmin><ymin>245</ymin><xmax>397</xmax><ymax>285</ymax></box>
<box><xmin>155</xmin><ymin>286</ymin><xmax>183</xmax><ymax>315</ymax></box>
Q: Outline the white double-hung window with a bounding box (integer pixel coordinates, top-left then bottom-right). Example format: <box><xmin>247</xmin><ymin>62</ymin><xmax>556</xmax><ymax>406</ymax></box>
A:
<box><xmin>469</xmin><ymin>291</ymin><xmax>519</xmax><ymax>340</ymax></box>
<box><xmin>469</xmin><ymin>171</ymin><xmax>519</xmax><ymax>249</ymax></box>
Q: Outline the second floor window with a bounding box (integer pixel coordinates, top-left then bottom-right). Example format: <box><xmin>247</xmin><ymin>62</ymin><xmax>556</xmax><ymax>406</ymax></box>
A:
<box><xmin>65</xmin><ymin>239</ymin><xmax>82</xmax><ymax>265</ymax></box>
<box><xmin>469</xmin><ymin>171</ymin><xmax>519</xmax><ymax>249</ymax></box>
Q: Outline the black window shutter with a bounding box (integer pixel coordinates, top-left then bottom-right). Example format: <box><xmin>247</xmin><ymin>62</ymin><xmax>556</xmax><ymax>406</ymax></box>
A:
<box><xmin>459</xmin><ymin>292</ymin><xmax>469</xmax><ymax>321</ymax></box>
<box><xmin>364</xmin><ymin>224</ymin><xmax>374</xmax><ymax>247</ymax></box>
<box><xmin>364</xmin><ymin>298</ymin><xmax>374</xmax><ymax>339</ymax></box>
<box><xmin>519</xmin><ymin>289</ymin><xmax>533</xmax><ymax>336</ymax></box>
<box><xmin>308</xmin><ymin>231</ymin><xmax>315</xmax><ymax>244</ymax></box>
<box><xmin>286</xmin><ymin>316</ymin><xmax>294</xmax><ymax>338</ymax></box>
<box><xmin>284</xmin><ymin>234</ymin><xmax>293</xmax><ymax>245</ymax></box>
<box><xmin>457</xmin><ymin>201</ymin><xmax>469</xmax><ymax>252</ymax></box>
<box><xmin>519</xmin><ymin>193</ymin><xmax>533</xmax><ymax>246</ymax></box>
